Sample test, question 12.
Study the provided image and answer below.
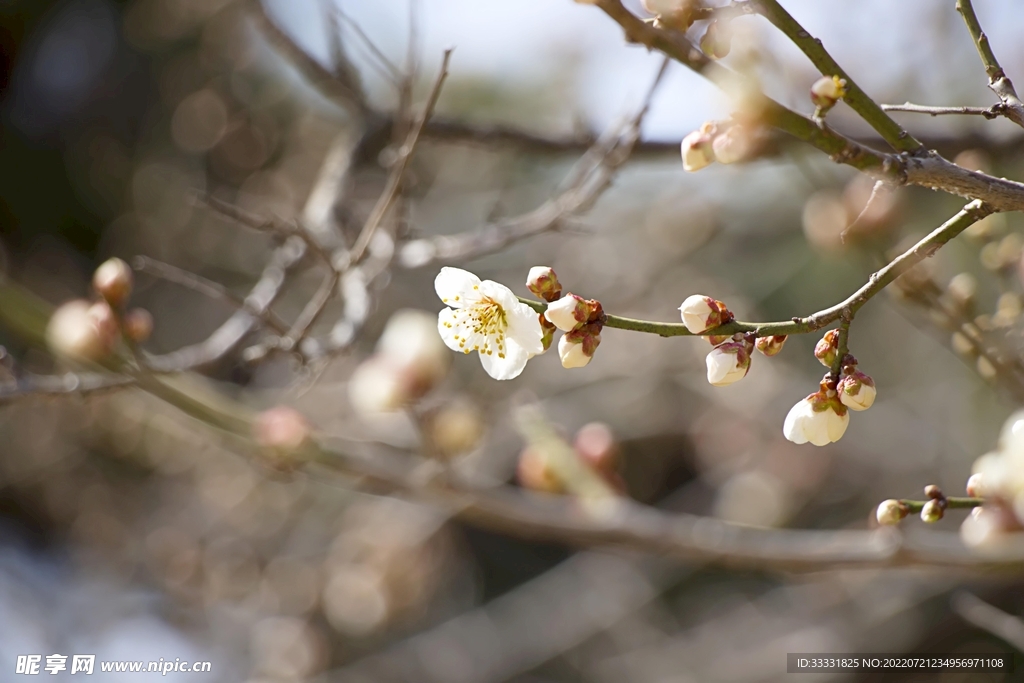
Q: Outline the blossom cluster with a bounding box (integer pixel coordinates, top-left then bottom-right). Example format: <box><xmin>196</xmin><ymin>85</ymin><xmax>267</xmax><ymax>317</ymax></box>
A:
<box><xmin>957</xmin><ymin>411</ymin><xmax>1024</xmax><ymax>548</ymax></box>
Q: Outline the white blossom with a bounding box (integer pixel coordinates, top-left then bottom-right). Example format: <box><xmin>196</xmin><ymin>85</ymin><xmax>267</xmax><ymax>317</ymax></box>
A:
<box><xmin>838</xmin><ymin>371</ymin><xmax>876</xmax><ymax>411</ymax></box>
<box><xmin>681</xmin><ymin>131</ymin><xmax>714</xmax><ymax>172</ymax></box>
<box><xmin>436</xmin><ymin>267</ymin><xmax>544</xmax><ymax>380</ymax></box>
<box><xmin>783</xmin><ymin>395</ymin><xmax>849</xmax><ymax>446</ymax></box>
<box><xmin>679</xmin><ymin>294</ymin><xmax>723</xmax><ymax>334</ymax></box>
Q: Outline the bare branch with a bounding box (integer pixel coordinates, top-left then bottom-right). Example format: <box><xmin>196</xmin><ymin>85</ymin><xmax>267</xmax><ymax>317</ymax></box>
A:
<box><xmin>952</xmin><ymin>592</ymin><xmax>1024</xmax><ymax>651</ymax></box>
<box><xmin>881</xmin><ymin>102</ymin><xmax>1002</xmax><ymax>119</ymax></box>
<box><xmin>956</xmin><ymin>0</ymin><xmax>1024</xmax><ymax>129</ymax></box>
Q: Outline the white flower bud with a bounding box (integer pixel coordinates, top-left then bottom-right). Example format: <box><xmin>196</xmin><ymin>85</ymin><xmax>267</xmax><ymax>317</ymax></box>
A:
<box><xmin>681</xmin><ymin>130</ymin><xmax>714</xmax><ymax>172</ymax></box>
<box><xmin>966</xmin><ymin>472</ymin><xmax>985</xmax><ymax>498</ymax></box>
<box><xmin>783</xmin><ymin>393</ymin><xmax>849</xmax><ymax>446</ymax></box>
<box><xmin>705</xmin><ymin>341</ymin><xmax>751</xmax><ymax>387</ymax></box>
<box><xmin>378</xmin><ymin>308</ymin><xmax>449</xmax><ymax>393</ymax></box>
<box><xmin>45</xmin><ymin>300</ymin><xmax>116</xmax><ymax>362</ymax></box>
<box><xmin>711</xmin><ymin>125</ymin><xmax>752</xmax><ymax>165</ymax></box>
<box><xmin>93</xmin><ymin>257</ymin><xmax>133</xmax><ymax>308</ymax></box>
<box><xmin>544</xmin><ymin>294</ymin><xmax>586</xmax><ymax>332</ymax></box>
<box><xmin>810</xmin><ymin>75</ymin><xmax>847</xmax><ymax>109</ymax></box>
<box><xmin>837</xmin><ymin>370</ymin><xmax>876</xmax><ymax>411</ymax></box>
<box><xmin>526</xmin><ymin>266</ymin><xmax>562</xmax><ymax>302</ymax></box>
<box><xmin>558</xmin><ymin>333</ymin><xmax>592</xmax><ymax>368</ymax></box>
<box><xmin>875</xmin><ymin>499</ymin><xmax>906</xmax><ymax>526</ymax></box>
<box><xmin>348</xmin><ymin>356</ymin><xmax>410</xmax><ymax>415</ymax></box>
<box><xmin>754</xmin><ymin>335</ymin><xmax>787</xmax><ymax>357</ymax></box>
<box><xmin>920</xmin><ymin>499</ymin><xmax>944</xmax><ymax>523</ymax></box>
<box><xmin>678</xmin><ymin>294</ymin><xmax>729</xmax><ymax>334</ymax></box>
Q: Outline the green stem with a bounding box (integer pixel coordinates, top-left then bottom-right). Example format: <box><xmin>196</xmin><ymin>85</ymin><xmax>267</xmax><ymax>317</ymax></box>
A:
<box><xmin>592</xmin><ymin>0</ymin><xmax>893</xmax><ymax>175</ymax></box>
<box><xmin>899</xmin><ymin>497</ymin><xmax>984</xmax><ymax>513</ymax></box>
<box><xmin>521</xmin><ymin>201</ymin><xmax>991</xmax><ymax>339</ymax></box>
<box><xmin>754</xmin><ymin>0</ymin><xmax>922</xmax><ymax>153</ymax></box>
<box><xmin>956</xmin><ymin>0</ymin><xmax>1005</xmax><ymax>82</ymax></box>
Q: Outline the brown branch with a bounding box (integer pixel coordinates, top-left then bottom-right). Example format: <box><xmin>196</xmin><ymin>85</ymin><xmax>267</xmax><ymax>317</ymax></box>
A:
<box><xmin>956</xmin><ymin>0</ymin><xmax>1024</xmax><ymax>129</ymax></box>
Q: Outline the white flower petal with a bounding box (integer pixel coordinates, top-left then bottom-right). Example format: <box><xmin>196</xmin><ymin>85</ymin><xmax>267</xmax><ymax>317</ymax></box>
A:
<box><xmin>506</xmin><ymin>302</ymin><xmax>545</xmax><ymax>357</ymax></box>
<box><xmin>783</xmin><ymin>402</ymin><xmax>810</xmax><ymax>444</ymax></box>
<box><xmin>825</xmin><ymin>408</ymin><xmax>849</xmax><ymax>443</ymax></box>
<box><xmin>435</xmin><ymin>267</ymin><xmax>482</xmax><ymax>308</ymax></box>
<box><xmin>480</xmin><ymin>338</ymin><xmax>530</xmax><ymax>380</ymax></box>
<box><xmin>544</xmin><ymin>296</ymin><xmax>581</xmax><ymax>332</ymax></box>
<box><xmin>558</xmin><ymin>335</ymin><xmax>591</xmax><ymax>368</ymax></box>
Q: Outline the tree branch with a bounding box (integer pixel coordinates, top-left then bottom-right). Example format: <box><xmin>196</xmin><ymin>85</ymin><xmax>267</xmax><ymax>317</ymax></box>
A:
<box><xmin>956</xmin><ymin>0</ymin><xmax>1024</xmax><ymax>129</ymax></box>
<box><xmin>753</xmin><ymin>0</ymin><xmax>922</xmax><ymax>153</ymax></box>
<box><xmin>881</xmin><ymin>102</ymin><xmax>1002</xmax><ymax>119</ymax></box>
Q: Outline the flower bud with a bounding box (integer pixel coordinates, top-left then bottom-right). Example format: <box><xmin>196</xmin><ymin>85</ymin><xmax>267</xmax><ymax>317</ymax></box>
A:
<box><xmin>920</xmin><ymin>498</ymin><xmax>944</xmax><ymax>523</ymax></box>
<box><xmin>430</xmin><ymin>403</ymin><xmax>484</xmax><ymax>458</ymax></box>
<box><xmin>705</xmin><ymin>334</ymin><xmax>730</xmax><ymax>346</ymax></box>
<box><xmin>711</xmin><ymin>125</ymin><xmax>752</xmax><ymax>165</ymax></box>
<box><xmin>810</xmin><ymin>75</ymin><xmax>847</xmax><ymax>109</ymax></box>
<box><xmin>924</xmin><ymin>484</ymin><xmax>943</xmax><ymax>499</ymax></box>
<box><xmin>837</xmin><ymin>370</ymin><xmax>875</xmax><ymax>411</ymax></box>
<box><xmin>93</xmin><ymin>257</ymin><xmax>133</xmax><ymax>308</ymax></box>
<box><xmin>642</xmin><ymin>0</ymin><xmax>697</xmax><ymax>29</ymax></box>
<box><xmin>875</xmin><ymin>499</ymin><xmax>907</xmax><ymax>526</ymax></box>
<box><xmin>705</xmin><ymin>341</ymin><xmax>751</xmax><ymax>387</ymax></box>
<box><xmin>783</xmin><ymin>389</ymin><xmax>848</xmax><ymax>446</ymax></box>
<box><xmin>46</xmin><ymin>300</ymin><xmax>117</xmax><ymax>362</ymax></box>
<box><xmin>680</xmin><ymin>129</ymin><xmax>714</xmax><ymax>172</ymax></box>
<box><xmin>699</xmin><ymin>20</ymin><xmax>731</xmax><ymax>59</ymax></box>
<box><xmin>966</xmin><ymin>472</ymin><xmax>985</xmax><ymax>498</ymax></box>
<box><xmin>378</xmin><ymin>309</ymin><xmax>450</xmax><ymax>395</ymax></box>
<box><xmin>539</xmin><ymin>315</ymin><xmax>555</xmax><ymax>352</ymax></box>
<box><xmin>348</xmin><ymin>356</ymin><xmax>411</xmax><ymax>415</ymax></box>
<box><xmin>526</xmin><ymin>266</ymin><xmax>562</xmax><ymax>302</ymax></box>
<box><xmin>123</xmin><ymin>308</ymin><xmax>154</xmax><ymax>343</ymax></box>
<box><xmin>814</xmin><ymin>329</ymin><xmax>840</xmax><ymax>367</ymax></box>
<box><xmin>557</xmin><ymin>323</ymin><xmax>601</xmax><ymax>369</ymax></box>
<box><xmin>678</xmin><ymin>294</ymin><xmax>731</xmax><ymax>334</ymax></box>
<box><xmin>573</xmin><ymin>422</ymin><xmax>619</xmax><ymax>473</ymax></box>
<box><xmin>517</xmin><ymin>447</ymin><xmax>564</xmax><ymax>493</ymax></box>
<box><xmin>754</xmin><ymin>335</ymin><xmax>787</xmax><ymax>357</ymax></box>
<box><xmin>544</xmin><ymin>294</ymin><xmax>587</xmax><ymax>332</ymax></box>
<box><xmin>254</xmin><ymin>406</ymin><xmax>313</xmax><ymax>461</ymax></box>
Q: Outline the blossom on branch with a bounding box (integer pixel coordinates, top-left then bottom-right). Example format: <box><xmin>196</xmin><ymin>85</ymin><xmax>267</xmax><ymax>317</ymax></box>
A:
<box><xmin>810</xmin><ymin>75</ymin><xmax>847</xmax><ymax>110</ymax></box>
<box><xmin>678</xmin><ymin>294</ymin><xmax>732</xmax><ymax>334</ymax></box>
<box><xmin>783</xmin><ymin>380</ymin><xmax>849</xmax><ymax>446</ymax></box>
<box><xmin>558</xmin><ymin>323</ymin><xmax>601</xmax><ymax>369</ymax></box>
<box><xmin>838</xmin><ymin>369</ymin><xmax>876</xmax><ymax>411</ymax></box>
<box><xmin>680</xmin><ymin>128</ymin><xmax>715</xmax><ymax>172</ymax></box>
<box><xmin>705</xmin><ymin>340</ymin><xmax>751</xmax><ymax>387</ymax></box>
<box><xmin>436</xmin><ymin>267</ymin><xmax>544</xmax><ymax>380</ymax></box>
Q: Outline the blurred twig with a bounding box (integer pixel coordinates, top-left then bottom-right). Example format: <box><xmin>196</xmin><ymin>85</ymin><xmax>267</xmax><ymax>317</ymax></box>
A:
<box><xmin>952</xmin><ymin>592</ymin><xmax>1024</xmax><ymax>651</ymax></box>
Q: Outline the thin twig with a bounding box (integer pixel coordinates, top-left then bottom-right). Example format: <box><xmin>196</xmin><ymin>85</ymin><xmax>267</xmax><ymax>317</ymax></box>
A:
<box><xmin>349</xmin><ymin>48</ymin><xmax>453</xmax><ymax>263</ymax></box>
<box><xmin>881</xmin><ymin>102</ymin><xmax>1002</xmax><ymax>119</ymax></box>
<box><xmin>952</xmin><ymin>592</ymin><xmax>1024</xmax><ymax>651</ymax></box>
<box><xmin>334</xmin><ymin>5</ymin><xmax>402</xmax><ymax>84</ymax></box>
<box><xmin>133</xmin><ymin>256</ymin><xmax>289</xmax><ymax>334</ymax></box>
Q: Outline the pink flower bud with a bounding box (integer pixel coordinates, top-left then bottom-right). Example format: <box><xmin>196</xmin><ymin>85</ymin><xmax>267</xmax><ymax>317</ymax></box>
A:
<box><xmin>678</xmin><ymin>294</ymin><xmax>731</xmax><ymax>334</ymax></box>
<box><xmin>705</xmin><ymin>341</ymin><xmax>751</xmax><ymax>387</ymax></box>
<box><xmin>45</xmin><ymin>300</ymin><xmax>117</xmax><ymax>362</ymax></box>
<box><xmin>93</xmin><ymin>257</ymin><xmax>133</xmax><ymax>308</ymax></box>
<box><xmin>810</xmin><ymin>75</ymin><xmax>847</xmax><ymax>109</ymax></box>
<box><xmin>875</xmin><ymin>499</ymin><xmax>907</xmax><ymax>526</ymax></box>
<box><xmin>123</xmin><ymin>308</ymin><xmax>154</xmax><ymax>343</ymax></box>
<box><xmin>526</xmin><ymin>266</ymin><xmax>562</xmax><ymax>302</ymax></box>
<box><xmin>754</xmin><ymin>335</ymin><xmax>787</xmax><ymax>356</ymax></box>
<box><xmin>254</xmin><ymin>406</ymin><xmax>313</xmax><ymax>460</ymax></box>
<box><xmin>814</xmin><ymin>329</ymin><xmax>840</xmax><ymax>367</ymax></box>
<box><xmin>573</xmin><ymin>422</ymin><xmax>619</xmax><ymax>473</ymax></box>
<box><xmin>837</xmin><ymin>370</ymin><xmax>875</xmax><ymax>411</ymax></box>
<box><xmin>680</xmin><ymin>130</ymin><xmax>714</xmax><ymax>172</ymax></box>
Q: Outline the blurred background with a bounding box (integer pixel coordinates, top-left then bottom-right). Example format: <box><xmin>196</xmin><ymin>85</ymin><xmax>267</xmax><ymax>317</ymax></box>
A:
<box><xmin>2</xmin><ymin>0</ymin><xmax>1024</xmax><ymax>680</ymax></box>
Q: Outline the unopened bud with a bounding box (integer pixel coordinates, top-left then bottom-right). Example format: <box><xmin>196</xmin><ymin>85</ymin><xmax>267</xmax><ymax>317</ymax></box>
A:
<box><xmin>837</xmin><ymin>370</ymin><xmax>875</xmax><ymax>411</ymax></box>
<box><xmin>517</xmin><ymin>447</ymin><xmax>563</xmax><ymax>494</ymax></box>
<box><xmin>924</xmin><ymin>484</ymin><xmax>943</xmax><ymax>499</ymax></box>
<box><xmin>699</xmin><ymin>20</ymin><xmax>731</xmax><ymax>59</ymax></box>
<box><xmin>681</xmin><ymin>129</ymin><xmax>714</xmax><ymax>172</ymax></box>
<box><xmin>348</xmin><ymin>356</ymin><xmax>411</xmax><ymax>415</ymax></box>
<box><xmin>679</xmin><ymin>294</ymin><xmax>732</xmax><ymax>334</ymax></box>
<box><xmin>875</xmin><ymin>499</ymin><xmax>907</xmax><ymax>526</ymax></box>
<box><xmin>754</xmin><ymin>335</ymin><xmax>787</xmax><ymax>357</ymax></box>
<box><xmin>705</xmin><ymin>340</ymin><xmax>751</xmax><ymax>387</ymax></box>
<box><xmin>573</xmin><ymin>422</ymin><xmax>619</xmax><ymax>473</ymax></box>
<box><xmin>920</xmin><ymin>498</ymin><xmax>944</xmax><ymax>523</ymax></box>
<box><xmin>704</xmin><ymin>334</ymin><xmax>730</xmax><ymax>346</ymax></box>
<box><xmin>123</xmin><ymin>308</ymin><xmax>154</xmax><ymax>343</ymax></box>
<box><xmin>966</xmin><ymin>472</ymin><xmax>985</xmax><ymax>498</ymax></box>
<box><xmin>810</xmin><ymin>75</ymin><xmax>847</xmax><ymax>110</ymax></box>
<box><xmin>558</xmin><ymin>323</ymin><xmax>601</xmax><ymax>369</ymax></box>
<box><xmin>46</xmin><ymin>300</ymin><xmax>117</xmax><ymax>362</ymax></box>
<box><xmin>377</xmin><ymin>309</ymin><xmax>450</xmax><ymax>395</ymax></box>
<box><xmin>430</xmin><ymin>403</ymin><xmax>484</xmax><ymax>458</ymax></box>
<box><xmin>93</xmin><ymin>257</ymin><xmax>133</xmax><ymax>308</ymax></box>
<box><xmin>254</xmin><ymin>406</ymin><xmax>313</xmax><ymax>464</ymax></box>
<box><xmin>544</xmin><ymin>294</ymin><xmax>587</xmax><ymax>332</ymax></box>
<box><xmin>526</xmin><ymin>266</ymin><xmax>562</xmax><ymax>302</ymax></box>
<box><xmin>814</xmin><ymin>329</ymin><xmax>840</xmax><ymax>367</ymax></box>
<box><xmin>711</xmin><ymin>125</ymin><xmax>753</xmax><ymax>165</ymax></box>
